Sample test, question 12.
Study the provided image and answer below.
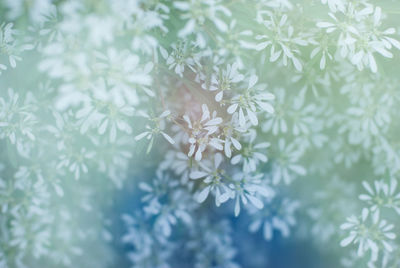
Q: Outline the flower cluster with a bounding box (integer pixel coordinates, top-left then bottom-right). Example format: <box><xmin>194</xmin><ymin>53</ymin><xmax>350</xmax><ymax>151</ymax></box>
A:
<box><xmin>1</xmin><ymin>0</ymin><xmax>400</xmax><ymax>267</ymax></box>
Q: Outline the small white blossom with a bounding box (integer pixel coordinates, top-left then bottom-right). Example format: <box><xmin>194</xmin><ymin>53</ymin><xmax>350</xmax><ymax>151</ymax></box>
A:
<box><xmin>135</xmin><ymin>110</ymin><xmax>175</xmax><ymax>153</ymax></box>
<box><xmin>231</xmin><ymin>139</ymin><xmax>269</xmax><ymax>173</ymax></box>
<box><xmin>227</xmin><ymin>75</ymin><xmax>274</xmax><ymax>127</ymax></box>
<box><xmin>229</xmin><ymin>173</ymin><xmax>274</xmax><ymax>217</ymax></box>
<box><xmin>207</xmin><ymin>62</ymin><xmax>244</xmax><ymax>102</ymax></box>
<box><xmin>184</xmin><ymin>104</ymin><xmax>223</xmax><ymax>161</ymax></box>
<box><xmin>189</xmin><ymin>153</ymin><xmax>232</xmax><ymax>206</ymax></box>
<box><xmin>249</xmin><ymin>197</ymin><xmax>299</xmax><ymax>240</ymax></box>
<box><xmin>341</xmin><ymin>209</ymin><xmax>396</xmax><ymax>262</ymax></box>
<box><xmin>359</xmin><ymin>179</ymin><xmax>400</xmax><ymax>215</ymax></box>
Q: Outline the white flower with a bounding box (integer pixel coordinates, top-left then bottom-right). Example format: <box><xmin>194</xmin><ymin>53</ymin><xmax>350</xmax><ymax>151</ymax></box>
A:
<box><xmin>309</xmin><ymin>36</ymin><xmax>334</xmax><ymax>70</ymax></box>
<box><xmin>215</xmin><ymin>20</ymin><xmax>254</xmax><ymax>67</ymax></box>
<box><xmin>184</xmin><ymin>104</ymin><xmax>223</xmax><ymax>161</ymax></box>
<box><xmin>76</xmin><ymin>84</ymin><xmax>135</xmax><ymax>143</ymax></box>
<box><xmin>207</xmin><ymin>62</ymin><xmax>244</xmax><ymax>102</ymax></box>
<box><xmin>255</xmin><ymin>13</ymin><xmax>307</xmax><ymax>71</ymax></box>
<box><xmin>174</xmin><ymin>0</ymin><xmax>231</xmax><ymax>43</ymax></box>
<box><xmin>341</xmin><ymin>209</ymin><xmax>396</xmax><ymax>262</ymax></box>
<box><xmin>139</xmin><ymin>171</ymin><xmax>194</xmax><ymax>237</ymax></box>
<box><xmin>135</xmin><ymin>110</ymin><xmax>175</xmax><ymax>153</ymax></box>
<box><xmin>231</xmin><ymin>138</ymin><xmax>269</xmax><ymax>173</ymax></box>
<box><xmin>227</xmin><ymin>75</ymin><xmax>274</xmax><ymax>127</ymax></box>
<box><xmin>341</xmin><ymin>94</ymin><xmax>390</xmax><ymax>147</ymax></box>
<box><xmin>189</xmin><ymin>153</ymin><xmax>232</xmax><ymax>206</ymax></box>
<box><xmin>317</xmin><ymin>12</ymin><xmax>359</xmax><ymax>58</ymax></box>
<box><xmin>261</xmin><ymin>87</ymin><xmax>287</xmax><ymax>135</ymax></box>
<box><xmin>359</xmin><ymin>179</ymin><xmax>400</xmax><ymax>215</ymax></box>
<box><xmin>0</xmin><ymin>22</ymin><xmax>32</xmax><ymax>71</ymax></box>
<box><xmin>271</xmin><ymin>139</ymin><xmax>306</xmax><ymax>185</ymax></box>
<box><xmin>159</xmin><ymin>42</ymin><xmax>200</xmax><ymax>77</ymax></box>
<box><xmin>0</xmin><ymin>88</ymin><xmax>36</xmax><ymax>152</ymax></box>
<box><xmin>94</xmin><ymin>48</ymin><xmax>154</xmax><ymax>100</ymax></box>
<box><xmin>262</xmin><ymin>88</ymin><xmax>317</xmax><ymax>137</ymax></box>
<box><xmin>57</xmin><ymin>148</ymin><xmax>95</xmax><ymax>180</ymax></box>
<box><xmin>220</xmin><ymin>115</ymin><xmax>245</xmax><ymax>158</ymax></box>
<box><xmin>317</xmin><ymin>6</ymin><xmax>400</xmax><ymax>73</ymax></box>
<box><xmin>228</xmin><ymin>173</ymin><xmax>274</xmax><ymax>217</ymax></box>
<box><xmin>321</xmin><ymin>0</ymin><xmax>345</xmax><ymax>13</ymax></box>
<box><xmin>160</xmin><ymin>151</ymin><xmax>192</xmax><ymax>184</ymax></box>
<box><xmin>249</xmin><ymin>197</ymin><xmax>299</xmax><ymax>240</ymax></box>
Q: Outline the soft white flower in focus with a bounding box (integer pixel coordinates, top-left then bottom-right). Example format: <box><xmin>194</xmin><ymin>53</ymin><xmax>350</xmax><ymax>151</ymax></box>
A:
<box><xmin>207</xmin><ymin>62</ymin><xmax>244</xmax><ymax>102</ymax></box>
<box><xmin>184</xmin><ymin>104</ymin><xmax>223</xmax><ymax>161</ymax></box>
<box><xmin>159</xmin><ymin>42</ymin><xmax>200</xmax><ymax>77</ymax></box>
<box><xmin>227</xmin><ymin>75</ymin><xmax>274</xmax><ymax>127</ymax></box>
<box><xmin>220</xmin><ymin>114</ymin><xmax>245</xmax><ymax>158</ymax></box>
<box><xmin>255</xmin><ymin>12</ymin><xmax>307</xmax><ymax>71</ymax></box>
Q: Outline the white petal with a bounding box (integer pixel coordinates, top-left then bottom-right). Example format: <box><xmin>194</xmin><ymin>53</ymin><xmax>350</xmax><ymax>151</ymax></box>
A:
<box><xmin>231</xmin><ymin>137</ymin><xmax>242</xmax><ymax>150</ymax></box>
<box><xmin>218</xmin><ymin>192</ymin><xmax>231</xmax><ymax>204</ymax></box>
<box><xmin>195</xmin><ymin>149</ymin><xmax>203</xmax><ymax>161</ymax></box>
<box><xmin>239</xmin><ymin>108</ymin><xmax>245</xmax><ymax>126</ymax></box>
<box><xmin>135</xmin><ymin>131</ymin><xmax>150</xmax><ymax>141</ymax></box>
<box><xmin>225</xmin><ymin>140</ymin><xmax>232</xmax><ymax>158</ymax></box>
<box><xmin>247</xmin><ymin>195</ymin><xmax>264</xmax><ymax>209</ymax></box>
<box><xmin>159</xmin><ymin>110</ymin><xmax>171</xmax><ymax>118</ymax></box>
<box><xmin>248</xmin><ymin>75</ymin><xmax>258</xmax><ymax>88</ymax></box>
<box><xmin>227</xmin><ymin>103</ymin><xmax>238</xmax><ymax>114</ymax></box>
<box><xmin>215</xmin><ymin>91</ymin><xmax>223</xmax><ymax>102</ymax></box>
<box><xmin>263</xmin><ymin>222</ymin><xmax>272</xmax><ymax>240</ymax></box>
<box><xmin>214</xmin><ymin>153</ymin><xmax>223</xmax><ymax>168</ymax></box>
<box><xmin>368</xmin><ymin>53</ymin><xmax>377</xmax><ymax>73</ymax></box>
<box><xmin>256</xmin><ymin>101</ymin><xmax>275</xmax><ymax>113</ymax></box>
<box><xmin>247</xmin><ymin>108</ymin><xmax>258</xmax><ymax>125</ymax></box>
<box><xmin>161</xmin><ymin>132</ymin><xmax>175</xmax><ymax>144</ymax></box>
<box><xmin>196</xmin><ymin>186</ymin><xmax>210</xmax><ymax>203</ymax></box>
<box><xmin>231</xmin><ymin>155</ymin><xmax>241</xmax><ymax>165</ymax></box>
<box><xmin>205</xmin><ymin>117</ymin><xmax>223</xmax><ymax>126</ymax></box>
<box><xmin>340</xmin><ymin>234</ymin><xmax>356</xmax><ymax>247</ymax></box>
<box><xmin>190</xmin><ymin>170</ymin><xmax>207</xmax><ymax>180</ymax></box>
<box><xmin>234</xmin><ymin>197</ymin><xmax>241</xmax><ymax>216</ymax></box>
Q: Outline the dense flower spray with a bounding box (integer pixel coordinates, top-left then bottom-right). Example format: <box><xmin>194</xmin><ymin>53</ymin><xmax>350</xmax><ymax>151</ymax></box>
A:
<box><xmin>1</xmin><ymin>0</ymin><xmax>400</xmax><ymax>267</ymax></box>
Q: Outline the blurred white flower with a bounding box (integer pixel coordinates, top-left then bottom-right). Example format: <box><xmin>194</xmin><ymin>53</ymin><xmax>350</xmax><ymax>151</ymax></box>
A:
<box><xmin>135</xmin><ymin>110</ymin><xmax>175</xmax><ymax>153</ymax></box>
<box><xmin>249</xmin><ymin>197</ymin><xmax>299</xmax><ymax>240</ymax></box>
<box><xmin>341</xmin><ymin>209</ymin><xmax>396</xmax><ymax>262</ymax></box>
<box><xmin>359</xmin><ymin>179</ymin><xmax>400</xmax><ymax>215</ymax></box>
<box><xmin>229</xmin><ymin>172</ymin><xmax>274</xmax><ymax>216</ymax></box>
